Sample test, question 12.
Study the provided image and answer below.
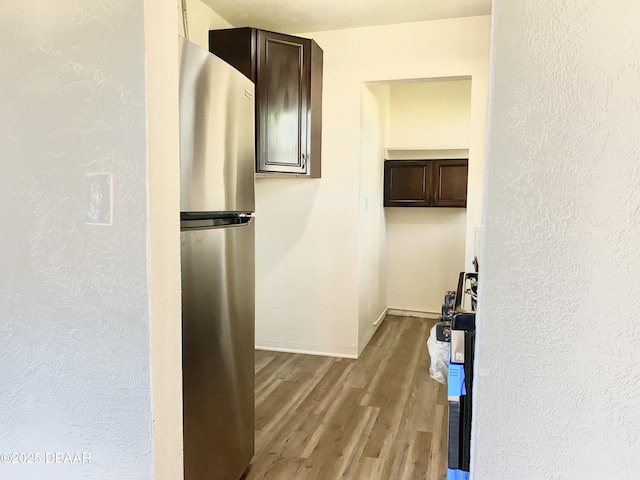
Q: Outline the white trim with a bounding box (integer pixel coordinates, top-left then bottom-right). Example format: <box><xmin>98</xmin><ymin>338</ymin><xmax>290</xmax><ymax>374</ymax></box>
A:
<box><xmin>387</xmin><ymin>308</ymin><xmax>440</xmax><ymax>319</ymax></box>
<box><xmin>384</xmin><ymin>148</ymin><xmax>469</xmax><ymax>160</ymax></box>
<box><xmin>372</xmin><ymin>307</ymin><xmax>388</xmax><ymax>327</ymax></box>
<box><xmin>255</xmin><ymin>340</ymin><xmax>358</xmax><ymax>359</ymax></box>
<box><xmin>358</xmin><ymin>307</ymin><xmax>388</xmax><ymax>356</ymax></box>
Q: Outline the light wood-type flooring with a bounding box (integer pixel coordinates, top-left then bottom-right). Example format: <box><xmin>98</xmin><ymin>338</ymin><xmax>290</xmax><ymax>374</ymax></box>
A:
<box><xmin>244</xmin><ymin>315</ymin><xmax>447</xmax><ymax>480</ymax></box>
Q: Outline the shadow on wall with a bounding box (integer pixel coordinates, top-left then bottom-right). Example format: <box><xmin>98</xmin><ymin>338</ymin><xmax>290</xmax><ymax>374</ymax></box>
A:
<box><xmin>385</xmin><ymin>207</ymin><xmax>467</xmax><ymax>226</ymax></box>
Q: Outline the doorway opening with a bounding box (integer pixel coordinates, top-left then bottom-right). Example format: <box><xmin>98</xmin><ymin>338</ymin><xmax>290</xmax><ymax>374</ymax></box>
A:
<box><xmin>358</xmin><ymin>77</ymin><xmax>473</xmax><ymax>342</ymax></box>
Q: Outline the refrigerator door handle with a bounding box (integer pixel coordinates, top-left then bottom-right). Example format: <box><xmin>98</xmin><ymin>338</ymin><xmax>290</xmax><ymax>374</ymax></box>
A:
<box><xmin>180</xmin><ymin>215</ymin><xmax>253</xmax><ymax>231</ymax></box>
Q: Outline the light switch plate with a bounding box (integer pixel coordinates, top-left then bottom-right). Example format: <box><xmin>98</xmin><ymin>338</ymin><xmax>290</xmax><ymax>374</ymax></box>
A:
<box><xmin>85</xmin><ymin>173</ymin><xmax>113</xmax><ymax>225</ymax></box>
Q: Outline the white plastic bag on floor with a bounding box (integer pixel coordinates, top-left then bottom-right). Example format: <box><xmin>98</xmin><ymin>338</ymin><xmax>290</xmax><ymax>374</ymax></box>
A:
<box><xmin>427</xmin><ymin>324</ymin><xmax>449</xmax><ymax>385</ymax></box>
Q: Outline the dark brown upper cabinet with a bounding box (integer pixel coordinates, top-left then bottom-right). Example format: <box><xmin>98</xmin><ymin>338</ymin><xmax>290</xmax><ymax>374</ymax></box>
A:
<box><xmin>431</xmin><ymin>159</ymin><xmax>468</xmax><ymax>207</ymax></box>
<box><xmin>209</xmin><ymin>28</ymin><xmax>323</xmax><ymax>177</ymax></box>
<box><xmin>384</xmin><ymin>161</ymin><xmax>433</xmax><ymax>207</ymax></box>
<box><xmin>384</xmin><ymin>159</ymin><xmax>468</xmax><ymax>208</ymax></box>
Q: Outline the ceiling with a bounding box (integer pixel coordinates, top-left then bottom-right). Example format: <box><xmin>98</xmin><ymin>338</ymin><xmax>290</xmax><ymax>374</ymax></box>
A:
<box><xmin>201</xmin><ymin>0</ymin><xmax>492</xmax><ymax>34</ymax></box>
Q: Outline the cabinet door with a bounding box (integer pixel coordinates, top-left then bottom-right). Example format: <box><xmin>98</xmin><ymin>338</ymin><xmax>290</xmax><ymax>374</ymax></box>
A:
<box><xmin>256</xmin><ymin>31</ymin><xmax>309</xmax><ymax>174</ymax></box>
<box><xmin>432</xmin><ymin>159</ymin><xmax>468</xmax><ymax>207</ymax></box>
<box><xmin>384</xmin><ymin>161</ymin><xmax>432</xmax><ymax>207</ymax></box>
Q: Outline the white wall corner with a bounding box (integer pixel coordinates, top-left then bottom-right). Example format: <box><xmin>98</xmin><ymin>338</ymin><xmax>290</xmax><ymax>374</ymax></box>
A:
<box><xmin>145</xmin><ymin>1</ymin><xmax>183</xmax><ymax>479</ymax></box>
<box><xmin>358</xmin><ymin>307</ymin><xmax>389</xmax><ymax>356</ymax></box>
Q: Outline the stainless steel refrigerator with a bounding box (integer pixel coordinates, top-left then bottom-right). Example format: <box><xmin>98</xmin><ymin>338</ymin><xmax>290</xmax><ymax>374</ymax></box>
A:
<box><xmin>179</xmin><ymin>35</ymin><xmax>255</xmax><ymax>480</ymax></box>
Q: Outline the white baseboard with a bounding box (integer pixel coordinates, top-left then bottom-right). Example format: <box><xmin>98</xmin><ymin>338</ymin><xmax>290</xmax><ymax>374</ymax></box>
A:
<box><xmin>255</xmin><ymin>339</ymin><xmax>358</xmax><ymax>359</ymax></box>
<box><xmin>386</xmin><ymin>308</ymin><xmax>439</xmax><ymax>319</ymax></box>
<box><xmin>256</xmin><ymin>307</ymin><xmax>437</xmax><ymax>360</ymax></box>
<box><xmin>372</xmin><ymin>307</ymin><xmax>388</xmax><ymax>327</ymax></box>
<box><xmin>358</xmin><ymin>307</ymin><xmax>388</xmax><ymax>356</ymax></box>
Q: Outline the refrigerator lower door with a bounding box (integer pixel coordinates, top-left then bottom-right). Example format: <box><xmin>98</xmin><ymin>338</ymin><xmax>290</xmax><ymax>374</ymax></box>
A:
<box><xmin>181</xmin><ymin>218</ymin><xmax>255</xmax><ymax>480</ymax></box>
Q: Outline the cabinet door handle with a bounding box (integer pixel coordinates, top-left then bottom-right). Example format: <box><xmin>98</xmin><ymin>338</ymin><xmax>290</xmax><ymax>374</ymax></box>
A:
<box><xmin>301</xmin><ymin>153</ymin><xmax>306</xmax><ymax>168</ymax></box>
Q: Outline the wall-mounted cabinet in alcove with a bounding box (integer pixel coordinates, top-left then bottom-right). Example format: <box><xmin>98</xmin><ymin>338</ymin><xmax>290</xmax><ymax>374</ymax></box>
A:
<box><xmin>383</xmin><ymin>150</ymin><xmax>469</xmax><ymax>208</ymax></box>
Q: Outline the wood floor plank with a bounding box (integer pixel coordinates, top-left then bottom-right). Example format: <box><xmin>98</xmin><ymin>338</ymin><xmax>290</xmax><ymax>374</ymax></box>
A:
<box><xmin>354</xmin><ymin>456</ymin><xmax>387</xmax><ymax>480</ymax></box>
<box><xmin>362</xmin><ymin>320</ymin><xmax>429</xmax><ymax>461</ymax></box>
<box><xmin>400</xmin><ymin>430</ymin><xmax>434</xmax><ymax>480</ymax></box>
<box><xmin>303</xmin><ymin>387</ymin><xmax>365</xmax><ymax>471</ymax></box>
<box><xmin>405</xmin><ymin>332</ymin><xmax>442</xmax><ymax>432</ymax></box>
<box><xmin>336</xmin><ymin>405</ymin><xmax>380</xmax><ymax>478</ymax></box>
<box><xmin>259</xmin><ymin>358</ymin><xmax>335</xmax><ymax>435</ymax></box>
<box><xmin>245</xmin><ymin>315</ymin><xmax>448</xmax><ymax>480</ymax></box>
<box><xmin>426</xmin><ymin>404</ymin><xmax>448</xmax><ymax>480</ymax></box>
<box><xmin>255</xmin><ymin>352</ymin><xmax>295</xmax><ymax>397</ymax></box>
<box><xmin>254</xmin><ymin>351</ymin><xmax>276</xmax><ymax>374</ymax></box>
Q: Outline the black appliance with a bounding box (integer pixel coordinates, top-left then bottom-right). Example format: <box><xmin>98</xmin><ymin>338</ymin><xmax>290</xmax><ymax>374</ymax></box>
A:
<box><xmin>432</xmin><ymin>272</ymin><xmax>477</xmax><ymax>480</ymax></box>
<box><xmin>447</xmin><ymin>312</ymin><xmax>475</xmax><ymax>480</ymax></box>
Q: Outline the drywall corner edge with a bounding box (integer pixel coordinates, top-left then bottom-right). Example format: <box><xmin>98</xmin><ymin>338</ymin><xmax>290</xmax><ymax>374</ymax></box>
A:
<box><xmin>358</xmin><ymin>307</ymin><xmax>388</xmax><ymax>356</ymax></box>
<box><xmin>145</xmin><ymin>1</ymin><xmax>183</xmax><ymax>479</ymax></box>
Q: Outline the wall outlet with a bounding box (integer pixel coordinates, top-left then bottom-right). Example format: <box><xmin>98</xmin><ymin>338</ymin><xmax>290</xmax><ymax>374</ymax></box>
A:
<box><xmin>85</xmin><ymin>173</ymin><xmax>113</xmax><ymax>225</ymax></box>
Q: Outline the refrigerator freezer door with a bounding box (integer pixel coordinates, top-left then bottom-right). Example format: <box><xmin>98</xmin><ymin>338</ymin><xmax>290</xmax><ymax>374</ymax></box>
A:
<box><xmin>181</xmin><ymin>219</ymin><xmax>255</xmax><ymax>480</ymax></box>
<box><xmin>179</xmin><ymin>36</ymin><xmax>256</xmax><ymax>214</ymax></box>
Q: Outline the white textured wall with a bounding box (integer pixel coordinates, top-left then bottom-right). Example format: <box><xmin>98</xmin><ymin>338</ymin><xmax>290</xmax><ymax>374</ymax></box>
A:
<box><xmin>147</xmin><ymin>1</ymin><xmax>183</xmax><ymax>479</ymax></box>
<box><xmin>255</xmin><ymin>16</ymin><xmax>490</xmax><ymax>357</ymax></box>
<box><xmin>473</xmin><ymin>1</ymin><xmax>640</xmax><ymax>478</ymax></box>
<box><xmin>386</xmin><ymin>80</ymin><xmax>470</xmax><ymax>314</ymax></box>
<box><xmin>358</xmin><ymin>84</ymin><xmax>390</xmax><ymax>354</ymax></box>
<box><xmin>1</xmin><ymin>1</ymin><xmax>154</xmax><ymax>478</ymax></box>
